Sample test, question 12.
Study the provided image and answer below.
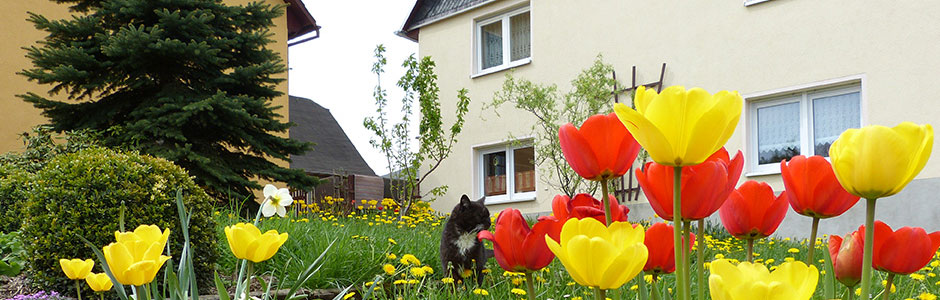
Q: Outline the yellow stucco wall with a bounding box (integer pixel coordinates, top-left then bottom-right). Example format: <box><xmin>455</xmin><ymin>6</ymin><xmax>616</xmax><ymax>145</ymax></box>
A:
<box><xmin>0</xmin><ymin>0</ymin><xmax>291</xmax><ymax>173</ymax></box>
<box><xmin>415</xmin><ymin>0</ymin><xmax>940</xmax><ymax>214</ymax></box>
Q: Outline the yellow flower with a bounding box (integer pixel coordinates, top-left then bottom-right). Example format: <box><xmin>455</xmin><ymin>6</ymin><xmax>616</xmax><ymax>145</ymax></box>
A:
<box><xmin>421</xmin><ymin>265</ymin><xmax>434</xmax><ymax>274</ymax></box>
<box><xmin>544</xmin><ymin>218</ymin><xmax>648</xmax><ymax>290</ymax></box>
<box><xmin>103</xmin><ymin>225</ymin><xmax>172</xmax><ymax>286</ymax></box>
<box><xmin>511</xmin><ymin>288</ymin><xmax>526</xmax><ymax>295</ymax></box>
<box><xmin>383</xmin><ymin>264</ymin><xmax>396</xmax><ymax>275</ymax></box>
<box><xmin>472</xmin><ymin>288</ymin><xmax>489</xmax><ymax>296</ymax></box>
<box><xmin>614</xmin><ymin>85</ymin><xmax>743</xmax><ymax>166</ymax></box>
<box><xmin>400</xmin><ymin>254</ymin><xmax>421</xmax><ymax>266</ymax></box>
<box><xmin>59</xmin><ymin>258</ymin><xmax>94</xmax><ymax>280</ymax></box>
<box><xmin>84</xmin><ymin>273</ymin><xmax>113</xmax><ymax>292</ymax></box>
<box><xmin>342</xmin><ymin>292</ymin><xmax>356</xmax><ymax>300</ymax></box>
<box><xmin>223</xmin><ymin>223</ymin><xmax>289</xmax><ymax>263</ymax></box>
<box><xmin>386</xmin><ymin>253</ymin><xmax>397</xmax><ymax>260</ymax></box>
<box><xmin>829</xmin><ymin>122</ymin><xmax>933</xmax><ymax>199</ymax></box>
<box><xmin>441</xmin><ymin>277</ymin><xmax>455</xmax><ymax>284</ymax></box>
<box><xmin>410</xmin><ymin>267</ymin><xmax>426</xmax><ymax>277</ymax></box>
<box><xmin>708</xmin><ymin>259</ymin><xmax>818</xmax><ymax>300</ymax></box>
<box><xmin>388</xmin><ymin>238</ymin><xmax>397</xmax><ymax>245</ymax></box>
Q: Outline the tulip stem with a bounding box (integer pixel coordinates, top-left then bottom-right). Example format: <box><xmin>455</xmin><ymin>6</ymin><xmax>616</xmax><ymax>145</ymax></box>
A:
<box><xmin>882</xmin><ymin>273</ymin><xmax>895</xmax><ymax>300</ymax></box>
<box><xmin>601</xmin><ymin>179</ymin><xmax>612</xmax><ymax>225</ymax></box>
<box><xmin>696</xmin><ymin>219</ymin><xmax>705</xmax><ymax>300</ymax></box>
<box><xmin>524</xmin><ymin>271</ymin><xmax>536</xmax><ymax>300</ymax></box>
<box><xmin>672</xmin><ymin>166</ymin><xmax>687</xmax><ymax>300</ymax></box>
<box><xmin>650</xmin><ymin>275</ymin><xmax>661</xmax><ymax>300</ymax></box>
<box><xmin>75</xmin><ymin>280</ymin><xmax>82</xmax><ymax>300</ymax></box>
<box><xmin>682</xmin><ymin>221</ymin><xmax>692</xmax><ymax>300</ymax></box>
<box><xmin>861</xmin><ymin>198</ymin><xmax>877</xmax><ymax>300</ymax></box>
<box><xmin>807</xmin><ymin>217</ymin><xmax>820</xmax><ymax>265</ymax></box>
<box><xmin>595</xmin><ymin>288</ymin><xmax>606</xmax><ymax>300</ymax></box>
<box><xmin>746</xmin><ymin>239</ymin><xmax>754</xmax><ymax>263</ymax></box>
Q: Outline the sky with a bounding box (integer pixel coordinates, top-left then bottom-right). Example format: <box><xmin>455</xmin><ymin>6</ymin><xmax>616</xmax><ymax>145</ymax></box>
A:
<box><xmin>287</xmin><ymin>0</ymin><xmax>418</xmax><ymax>176</ymax></box>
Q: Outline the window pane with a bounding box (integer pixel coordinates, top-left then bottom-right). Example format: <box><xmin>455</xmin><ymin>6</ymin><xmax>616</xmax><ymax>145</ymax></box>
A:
<box><xmin>757</xmin><ymin>102</ymin><xmax>801</xmax><ymax>164</ymax></box>
<box><xmin>513</xmin><ymin>146</ymin><xmax>535</xmax><ymax>193</ymax></box>
<box><xmin>483</xmin><ymin>151</ymin><xmax>507</xmax><ymax>196</ymax></box>
<box><xmin>481</xmin><ymin>21</ymin><xmax>503</xmax><ymax>69</ymax></box>
<box><xmin>813</xmin><ymin>92</ymin><xmax>860</xmax><ymax>156</ymax></box>
<box><xmin>510</xmin><ymin>12</ymin><xmax>530</xmax><ymax>62</ymax></box>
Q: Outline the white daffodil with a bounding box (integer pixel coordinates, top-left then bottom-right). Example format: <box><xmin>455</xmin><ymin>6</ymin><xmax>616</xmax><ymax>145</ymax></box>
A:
<box><xmin>261</xmin><ymin>184</ymin><xmax>293</xmax><ymax>217</ymax></box>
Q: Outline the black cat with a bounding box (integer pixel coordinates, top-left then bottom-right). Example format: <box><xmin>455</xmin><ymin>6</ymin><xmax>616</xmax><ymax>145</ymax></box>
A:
<box><xmin>439</xmin><ymin>195</ymin><xmax>491</xmax><ymax>285</ymax></box>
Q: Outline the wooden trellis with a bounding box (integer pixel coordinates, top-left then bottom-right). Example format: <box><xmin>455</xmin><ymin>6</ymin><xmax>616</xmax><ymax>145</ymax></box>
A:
<box><xmin>612</xmin><ymin>63</ymin><xmax>666</xmax><ymax>203</ymax></box>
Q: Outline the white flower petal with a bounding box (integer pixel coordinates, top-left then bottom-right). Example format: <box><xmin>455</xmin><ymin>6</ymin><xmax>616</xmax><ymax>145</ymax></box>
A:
<box><xmin>261</xmin><ymin>201</ymin><xmax>276</xmax><ymax>217</ymax></box>
<box><xmin>263</xmin><ymin>184</ymin><xmax>277</xmax><ymax>198</ymax></box>
<box><xmin>276</xmin><ymin>205</ymin><xmax>286</xmax><ymax>217</ymax></box>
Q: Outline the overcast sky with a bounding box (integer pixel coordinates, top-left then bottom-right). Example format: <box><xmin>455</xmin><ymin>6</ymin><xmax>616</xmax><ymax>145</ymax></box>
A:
<box><xmin>287</xmin><ymin>0</ymin><xmax>418</xmax><ymax>176</ymax></box>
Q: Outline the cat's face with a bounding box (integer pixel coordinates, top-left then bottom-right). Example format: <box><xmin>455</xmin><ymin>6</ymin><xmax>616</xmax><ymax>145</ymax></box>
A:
<box><xmin>450</xmin><ymin>195</ymin><xmax>491</xmax><ymax>233</ymax></box>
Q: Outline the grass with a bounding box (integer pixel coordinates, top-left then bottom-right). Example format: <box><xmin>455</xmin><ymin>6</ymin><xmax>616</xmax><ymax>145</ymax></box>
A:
<box><xmin>211</xmin><ymin>201</ymin><xmax>940</xmax><ymax>300</ymax></box>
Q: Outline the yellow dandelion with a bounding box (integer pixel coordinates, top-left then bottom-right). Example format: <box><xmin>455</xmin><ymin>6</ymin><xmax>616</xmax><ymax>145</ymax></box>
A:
<box><xmin>383</xmin><ymin>264</ymin><xmax>395</xmax><ymax>275</ymax></box>
<box><xmin>511</xmin><ymin>288</ymin><xmax>526</xmax><ymax>295</ymax></box>
<box><xmin>342</xmin><ymin>292</ymin><xmax>355</xmax><ymax>300</ymax></box>
<box><xmin>472</xmin><ymin>288</ymin><xmax>489</xmax><ymax>296</ymax></box>
<box><xmin>441</xmin><ymin>277</ymin><xmax>455</xmax><ymax>284</ymax></box>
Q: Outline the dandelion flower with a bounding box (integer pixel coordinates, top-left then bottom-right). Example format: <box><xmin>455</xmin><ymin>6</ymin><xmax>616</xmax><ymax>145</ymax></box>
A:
<box><xmin>383</xmin><ymin>264</ymin><xmax>395</xmax><ymax>275</ymax></box>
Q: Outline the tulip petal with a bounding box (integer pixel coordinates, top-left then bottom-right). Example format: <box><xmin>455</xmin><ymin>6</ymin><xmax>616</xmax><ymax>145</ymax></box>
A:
<box><xmin>559</xmin><ymin>123</ymin><xmax>601</xmax><ymax>180</ymax></box>
<box><xmin>614</xmin><ymin>103</ymin><xmax>677</xmax><ymax>166</ymax></box>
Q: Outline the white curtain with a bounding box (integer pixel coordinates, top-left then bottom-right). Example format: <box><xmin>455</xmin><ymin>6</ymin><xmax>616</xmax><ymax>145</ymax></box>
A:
<box><xmin>510</xmin><ymin>12</ymin><xmax>530</xmax><ymax>62</ymax></box>
<box><xmin>757</xmin><ymin>102</ymin><xmax>800</xmax><ymax>164</ymax></box>
<box><xmin>482</xmin><ymin>22</ymin><xmax>502</xmax><ymax>69</ymax></box>
<box><xmin>813</xmin><ymin>92</ymin><xmax>860</xmax><ymax>156</ymax></box>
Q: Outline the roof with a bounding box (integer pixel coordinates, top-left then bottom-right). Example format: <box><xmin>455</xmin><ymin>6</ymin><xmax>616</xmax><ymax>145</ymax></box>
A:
<box><xmin>289</xmin><ymin>96</ymin><xmax>376</xmax><ymax>176</ymax></box>
<box><xmin>284</xmin><ymin>0</ymin><xmax>320</xmax><ymax>45</ymax></box>
<box><xmin>398</xmin><ymin>0</ymin><xmax>492</xmax><ymax>42</ymax></box>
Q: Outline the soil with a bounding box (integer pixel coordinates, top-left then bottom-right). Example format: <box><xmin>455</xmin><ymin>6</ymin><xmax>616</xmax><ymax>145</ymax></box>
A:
<box><xmin>0</xmin><ymin>275</ymin><xmax>35</xmax><ymax>299</ymax></box>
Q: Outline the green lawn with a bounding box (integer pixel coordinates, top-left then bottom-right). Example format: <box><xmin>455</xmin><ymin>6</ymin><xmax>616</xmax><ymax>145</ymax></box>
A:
<box><xmin>212</xmin><ymin>204</ymin><xmax>940</xmax><ymax>300</ymax></box>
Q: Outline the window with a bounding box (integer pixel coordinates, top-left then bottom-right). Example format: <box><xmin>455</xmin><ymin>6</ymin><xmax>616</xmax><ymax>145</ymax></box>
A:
<box><xmin>477</xmin><ymin>142</ymin><xmax>536</xmax><ymax>204</ymax></box>
<box><xmin>474</xmin><ymin>6</ymin><xmax>530</xmax><ymax>76</ymax></box>
<box><xmin>747</xmin><ymin>84</ymin><xmax>861</xmax><ymax>174</ymax></box>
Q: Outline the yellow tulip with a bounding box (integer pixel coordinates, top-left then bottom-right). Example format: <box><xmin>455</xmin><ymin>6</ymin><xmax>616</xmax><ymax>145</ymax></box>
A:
<box><xmin>709</xmin><ymin>259</ymin><xmax>818</xmax><ymax>300</ymax></box>
<box><xmin>84</xmin><ymin>273</ymin><xmax>114</xmax><ymax>292</ymax></box>
<box><xmin>614</xmin><ymin>85</ymin><xmax>742</xmax><ymax>167</ymax></box>
<box><xmin>59</xmin><ymin>258</ymin><xmax>94</xmax><ymax>280</ymax></box>
<box><xmin>224</xmin><ymin>223</ymin><xmax>289</xmax><ymax>263</ymax></box>
<box><xmin>829</xmin><ymin>122</ymin><xmax>933</xmax><ymax>199</ymax></box>
<box><xmin>544</xmin><ymin>217</ymin><xmax>648</xmax><ymax>290</ymax></box>
<box><xmin>103</xmin><ymin>225</ymin><xmax>171</xmax><ymax>286</ymax></box>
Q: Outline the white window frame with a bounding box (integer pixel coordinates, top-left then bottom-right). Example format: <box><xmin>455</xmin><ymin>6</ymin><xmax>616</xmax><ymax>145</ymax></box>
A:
<box><xmin>745</xmin><ymin>80</ymin><xmax>863</xmax><ymax>176</ymax></box>
<box><xmin>474</xmin><ymin>140</ymin><xmax>536</xmax><ymax>205</ymax></box>
<box><xmin>472</xmin><ymin>5</ymin><xmax>531</xmax><ymax>78</ymax></box>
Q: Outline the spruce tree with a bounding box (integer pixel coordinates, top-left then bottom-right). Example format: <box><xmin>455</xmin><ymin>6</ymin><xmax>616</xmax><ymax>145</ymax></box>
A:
<box><xmin>19</xmin><ymin>0</ymin><xmax>316</xmax><ymax>199</ymax></box>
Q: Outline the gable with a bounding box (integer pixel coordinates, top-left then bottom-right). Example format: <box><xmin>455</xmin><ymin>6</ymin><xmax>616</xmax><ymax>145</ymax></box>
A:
<box><xmin>398</xmin><ymin>0</ymin><xmax>492</xmax><ymax>41</ymax></box>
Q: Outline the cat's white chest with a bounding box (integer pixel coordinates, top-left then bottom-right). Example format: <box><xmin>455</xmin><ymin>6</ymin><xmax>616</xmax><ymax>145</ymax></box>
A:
<box><xmin>454</xmin><ymin>232</ymin><xmax>477</xmax><ymax>255</ymax></box>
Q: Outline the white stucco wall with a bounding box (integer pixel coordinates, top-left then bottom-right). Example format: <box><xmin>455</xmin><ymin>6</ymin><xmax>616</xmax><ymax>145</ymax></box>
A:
<box><xmin>414</xmin><ymin>0</ymin><xmax>940</xmax><ymax>219</ymax></box>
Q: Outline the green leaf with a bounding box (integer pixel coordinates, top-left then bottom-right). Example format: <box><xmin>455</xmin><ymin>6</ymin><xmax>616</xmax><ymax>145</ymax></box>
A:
<box><xmin>77</xmin><ymin>234</ymin><xmax>128</xmax><ymax>300</ymax></box>
<box><xmin>215</xmin><ymin>270</ymin><xmax>231</xmax><ymax>300</ymax></box>
<box><xmin>823</xmin><ymin>243</ymin><xmax>837</xmax><ymax>299</ymax></box>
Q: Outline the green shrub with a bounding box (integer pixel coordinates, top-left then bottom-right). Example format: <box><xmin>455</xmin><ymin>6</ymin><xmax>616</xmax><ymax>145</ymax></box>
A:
<box><xmin>21</xmin><ymin>147</ymin><xmax>218</xmax><ymax>292</ymax></box>
<box><xmin>0</xmin><ymin>165</ymin><xmax>32</xmax><ymax>233</ymax></box>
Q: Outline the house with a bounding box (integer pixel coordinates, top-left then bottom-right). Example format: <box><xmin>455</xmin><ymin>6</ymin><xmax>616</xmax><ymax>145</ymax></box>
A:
<box><xmin>0</xmin><ymin>0</ymin><xmax>319</xmax><ymax>167</ymax></box>
<box><xmin>288</xmin><ymin>96</ymin><xmax>383</xmax><ymax>202</ymax></box>
<box><xmin>398</xmin><ymin>0</ymin><xmax>940</xmax><ymax>236</ymax></box>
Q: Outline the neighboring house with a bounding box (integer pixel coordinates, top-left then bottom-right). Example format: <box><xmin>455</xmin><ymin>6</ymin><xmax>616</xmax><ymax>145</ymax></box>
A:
<box><xmin>289</xmin><ymin>96</ymin><xmax>383</xmax><ymax>202</ymax></box>
<box><xmin>0</xmin><ymin>0</ymin><xmax>320</xmax><ymax>169</ymax></box>
<box><xmin>399</xmin><ymin>0</ymin><xmax>940</xmax><ymax>236</ymax></box>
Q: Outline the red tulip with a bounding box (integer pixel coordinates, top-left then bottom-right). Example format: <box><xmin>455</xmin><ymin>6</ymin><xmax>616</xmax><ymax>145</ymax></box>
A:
<box><xmin>829</xmin><ymin>231</ymin><xmax>864</xmax><ymax>287</ymax></box>
<box><xmin>864</xmin><ymin>221</ymin><xmax>940</xmax><ymax>275</ymax></box>
<box><xmin>718</xmin><ymin>181</ymin><xmax>788</xmax><ymax>239</ymax></box>
<box><xmin>643</xmin><ymin>222</ymin><xmax>694</xmax><ymax>275</ymax></box>
<box><xmin>477</xmin><ymin>208</ymin><xmax>556</xmax><ymax>272</ymax></box>
<box><xmin>636</xmin><ymin>148</ymin><xmax>743</xmax><ymax>221</ymax></box>
<box><xmin>540</xmin><ymin>193</ymin><xmax>629</xmax><ymax>224</ymax></box>
<box><xmin>781</xmin><ymin>155</ymin><xmax>860</xmax><ymax>218</ymax></box>
<box><xmin>559</xmin><ymin>113</ymin><xmax>642</xmax><ymax>181</ymax></box>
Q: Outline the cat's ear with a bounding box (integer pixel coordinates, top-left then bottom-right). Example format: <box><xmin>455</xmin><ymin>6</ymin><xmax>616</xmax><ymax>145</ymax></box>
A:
<box><xmin>477</xmin><ymin>197</ymin><xmax>486</xmax><ymax>205</ymax></box>
<box><xmin>460</xmin><ymin>195</ymin><xmax>471</xmax><ymax>207</ymax></box>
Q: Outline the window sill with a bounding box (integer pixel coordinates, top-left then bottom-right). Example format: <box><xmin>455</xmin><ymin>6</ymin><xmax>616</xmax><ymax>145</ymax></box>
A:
<box><xmin>484</xmin><ymin>194</ymin><xmax>536</xmax><ymax>205</ymax></box>
<box><xmin>743</xmin><ymin>0</ymin><xmax>773</xmax><ymax>6</ymax></box>
<box><xmin>471</xmin><ymin>58</ymin><xmax>531</xmax><ymax>79</ymax></box>
<box><xmin>744</xmin><ymin>168</ymin><xmax>781</xmax><ymax>177</ymax></box>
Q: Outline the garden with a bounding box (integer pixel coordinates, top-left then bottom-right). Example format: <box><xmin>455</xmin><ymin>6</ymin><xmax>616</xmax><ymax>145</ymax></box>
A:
<box><xmin>2</xmin><ymin>85</ymin><xmax>939</xmax><ymax>300</ymax></box>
